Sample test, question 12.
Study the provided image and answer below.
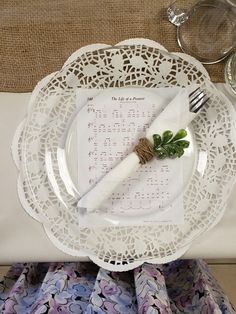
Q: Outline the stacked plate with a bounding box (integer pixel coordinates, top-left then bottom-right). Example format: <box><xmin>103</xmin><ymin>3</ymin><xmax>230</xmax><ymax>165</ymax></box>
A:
<box><xmin>12</xmin><ymin>39</ymin><xmax>236</xmax><ymax>271</ymax></box>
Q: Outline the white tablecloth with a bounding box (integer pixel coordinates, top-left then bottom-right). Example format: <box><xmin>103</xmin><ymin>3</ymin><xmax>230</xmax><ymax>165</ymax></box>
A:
<box><xmin>0</xmin><ymin>84</ymin><xmax>235</xmax><ymax>264</ymax></box>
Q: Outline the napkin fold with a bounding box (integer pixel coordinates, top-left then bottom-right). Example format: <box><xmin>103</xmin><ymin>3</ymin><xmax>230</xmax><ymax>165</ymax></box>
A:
<box><xmin>78</xmin><ymin>87</ymin><xmax>197</xmax><ymax>213</ymax></box>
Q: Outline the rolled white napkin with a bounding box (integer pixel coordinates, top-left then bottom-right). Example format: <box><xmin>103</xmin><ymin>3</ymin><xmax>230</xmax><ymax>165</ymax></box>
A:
<box><xmin>78</xmin><ymin>87</ymin><xmax>197</xmax><ymax>213</ymax></box>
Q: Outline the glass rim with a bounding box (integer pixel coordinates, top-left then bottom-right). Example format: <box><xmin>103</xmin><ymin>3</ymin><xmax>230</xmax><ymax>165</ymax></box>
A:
<box><xmin>176</xmin><ymin>27</ymin><xmax>236</xmax><ymax>65</ymax></box>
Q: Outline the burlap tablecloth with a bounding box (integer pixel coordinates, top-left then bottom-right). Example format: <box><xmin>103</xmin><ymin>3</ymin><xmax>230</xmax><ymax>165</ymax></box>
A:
<box><xmin>0</xmin><ymin>0</ymin><xmax>226</xmax><ymax>92</ymax></box>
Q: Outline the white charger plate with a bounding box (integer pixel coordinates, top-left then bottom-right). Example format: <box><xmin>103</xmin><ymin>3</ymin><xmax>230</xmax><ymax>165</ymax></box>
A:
<box><xmin>13</xmin><ymin>39</ymin><xmax>236</xmax><ymax>271</ymax></box>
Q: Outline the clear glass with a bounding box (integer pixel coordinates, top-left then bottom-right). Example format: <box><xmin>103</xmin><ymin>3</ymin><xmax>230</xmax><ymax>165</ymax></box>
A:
<box><xmin>167</xmin><ymin>0</ymin><xmax>199</xmax><ymax>26</ymax></box>
<box><xmin>167</xmin><ymin>1</ymin><xmax>189</xmax><ymax>26</ymax></box>
<box><xmin>168</xmin><ymin>0</ymin><xmax>236</xmax><ymax>64</ymax></box>
<box><xmin>225</xmin><ymin>52</ymin><xmax>236</xmax><ymax>96</ymax></box>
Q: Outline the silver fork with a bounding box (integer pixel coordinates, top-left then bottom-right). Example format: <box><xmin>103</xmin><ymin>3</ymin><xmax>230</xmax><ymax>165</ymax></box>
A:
<box><xmin>189</xmin><ymin>87</ymin><xmax>210</xmax><ymax>113</ymax></box>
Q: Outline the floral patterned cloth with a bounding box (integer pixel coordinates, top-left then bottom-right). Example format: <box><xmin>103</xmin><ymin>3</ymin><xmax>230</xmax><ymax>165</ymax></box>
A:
<box><xmin>0</xmin><ymin>260</ymin><xmax>235</xmax><ymax>313</ymax></box>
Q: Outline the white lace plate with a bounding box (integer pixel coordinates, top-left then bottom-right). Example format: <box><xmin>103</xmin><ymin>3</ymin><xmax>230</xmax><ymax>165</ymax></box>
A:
<box><xmin>13</xmin><ymin>39</ymin><xmax>236</xmax><ymax>271</ymax></box>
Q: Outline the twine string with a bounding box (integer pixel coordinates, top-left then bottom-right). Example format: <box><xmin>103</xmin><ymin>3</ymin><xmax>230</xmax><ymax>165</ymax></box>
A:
<box><xmin>133</xmin><ymin>137</ymin><xmax>154</xmax><ymax>165</ymax></box>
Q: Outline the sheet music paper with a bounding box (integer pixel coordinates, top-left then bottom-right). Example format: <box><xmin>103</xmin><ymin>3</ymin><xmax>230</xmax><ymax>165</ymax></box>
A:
<box><xmin>76</xmin><ymin>88</ymin><xmax>186</xmax><ymax>227</ymax></box>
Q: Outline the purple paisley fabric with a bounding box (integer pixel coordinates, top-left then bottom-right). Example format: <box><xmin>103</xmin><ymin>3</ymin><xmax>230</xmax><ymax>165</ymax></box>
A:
<box><xmin>0</xmin><ymin>260</ymin><xmax>235</xmax><ymax>313</ymax></box>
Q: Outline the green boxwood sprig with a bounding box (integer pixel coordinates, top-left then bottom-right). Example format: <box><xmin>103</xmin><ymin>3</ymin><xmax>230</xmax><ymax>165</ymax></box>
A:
<box><xmin>153</xmin><ymin>129</ymin><xmax>190</xmax><ymax>159</ymax></box>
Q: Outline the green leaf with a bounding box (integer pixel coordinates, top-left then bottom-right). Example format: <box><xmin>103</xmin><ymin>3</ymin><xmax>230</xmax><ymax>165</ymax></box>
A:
<box><xmin>177</xmin><ymin>148</ymin><xmax>185</xmax><ymax>157</ymax></box>
<box><xmin>153</xmin><ymin>134</ymin><xmax>162</xmax><ymax>148</ymax></box>
<box><xmin>162</xmin><ymin>130</ymin><xmax>173</xmax><ymax>144</ymax></box>
<box><xmin>163</xmin><ymin>144</ymin><xmax>179</xmax><ymax>158</ymax></box>
<box><xmin>152</xmin><ymin>129</ymin><xmax>190</xmax><ymax>160</ymax></box>
<box><xmin>171</xmin><ymin>129</ymin><xmax>187</xmax><ymax>142</ymax></box>
<box><xmin>175</xmin><ymin>140</ymin><xmax>190</xmax><ymax>149</ymax></box>
<box><xmin>172</xmin><ymin>144</ymin><xmax>185</xmax><ymax>157</ymax></box>
<box><xmin>164</xmin><ymin>143</ymin><xmax>184</xmax><ymax>158</ymax></box>
<box><xmin>153</xmin><ymin>147</ymin><xmax>168</xmax><ymax>159</ymax></box>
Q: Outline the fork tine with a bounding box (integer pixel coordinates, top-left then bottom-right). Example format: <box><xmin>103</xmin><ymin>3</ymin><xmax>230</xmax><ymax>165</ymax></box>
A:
<box><xmin>189</xmin><ymin>89</ymin><xmax>205</xmax><ymax>105</ymax></box>
<box><xmin>189</xmin><ymin>87</ymin><xmax>209</xmax><ymax>113</ymax></box>
<box><xmin>191</xmin><ymin>96</ymin><xmax>210</xmax><ymax>113</ymax></box>
<box><xmin>189</xmin><ymin>87</ymin><xmax>200</xmax><ymax>98</ymax></box>
<box><xmin>189</xmin><ymin>86</ymin><xmax>209</xmax><ymax>113</ymax></box>
<box><xmin>190</xmin><ymin>91</ymin><xmax>205</xmax><ymax>107</ymax></box>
